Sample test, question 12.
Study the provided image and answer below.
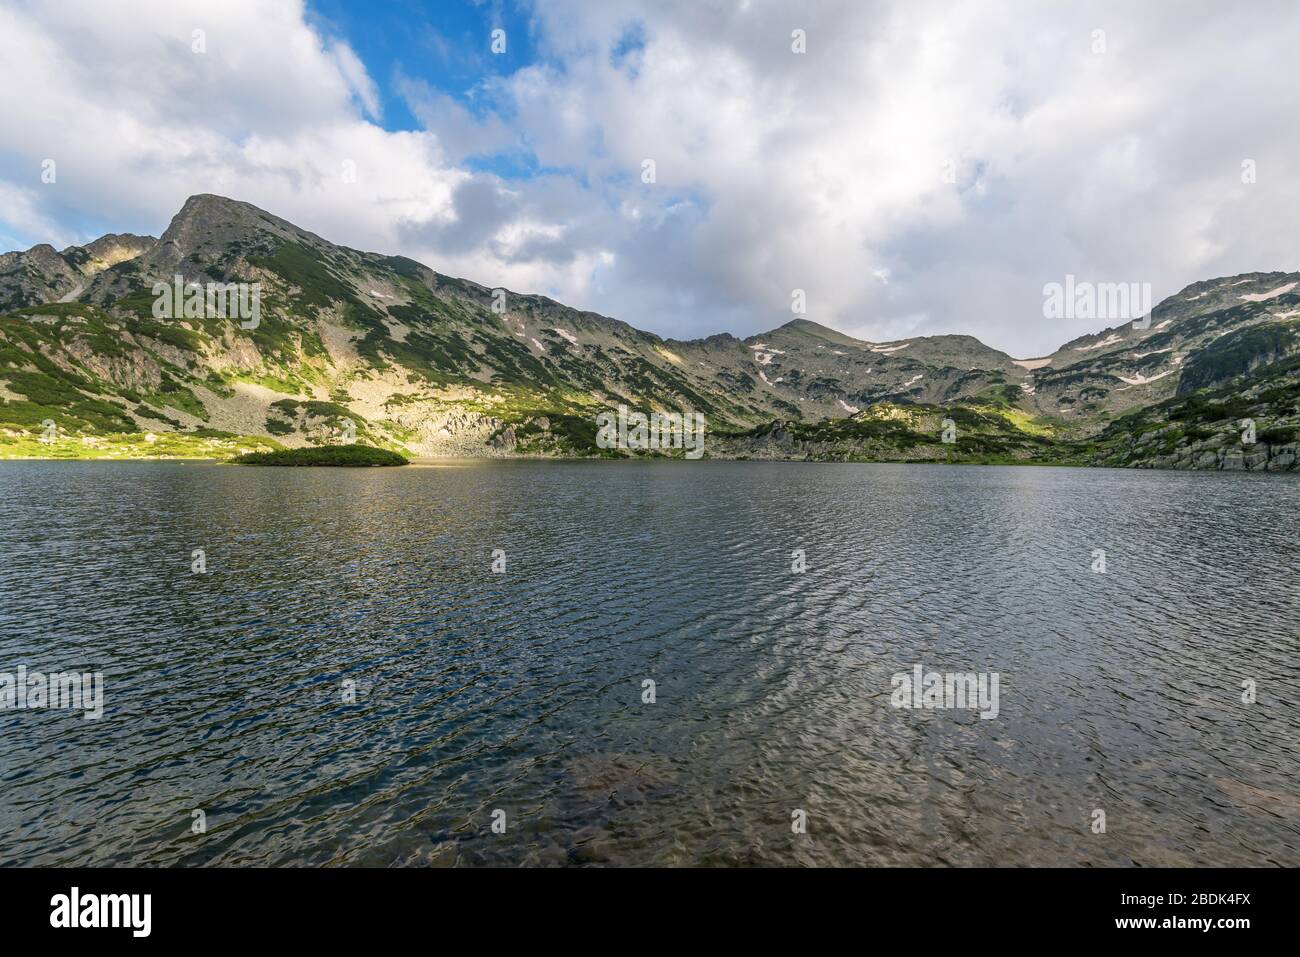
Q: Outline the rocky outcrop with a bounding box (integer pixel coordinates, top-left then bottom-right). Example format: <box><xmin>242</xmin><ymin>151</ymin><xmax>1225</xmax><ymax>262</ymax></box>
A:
<box><xmin>1116</xmin><ymin>420</ymin><xmax>1298</xmax><ymax>470</ymax></box>
<box><xmin>0</xmin><ymin>234</ymin><xmax>154</xmax><ymax>312</ymax></box>
<box><xmin>1143</xmin><ymin>440</ymin><xmax>1297</xmax><ymax>471</ymax></box>
<box><xmin>63</xmin><ymin>335</ymin><xmax>164</xmax><ymax>392</ymax></box>
<box><xmin>387</xmin><ymin>405</ymin><xmax>511</xmax><ymax>457</ymax></box>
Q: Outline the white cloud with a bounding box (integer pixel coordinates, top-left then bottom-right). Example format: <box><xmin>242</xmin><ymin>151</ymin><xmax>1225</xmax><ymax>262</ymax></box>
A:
<box><xmin>0</xmin><ymin>1</ymin><xmax>475</xmax><ymax>274</ymax></box>
<box><xmin>489</xmin><ymin>0</ymin><xmax>1300</xmax><ymax>354</ymax></box>
<box><xmin>0</xmin><ymin>182</ymin><xmax>77</xmax><ymax>250</ymax></box>
<box><xmin>328</xmin><ymin>41</ymin><xmax>383</xmax><ymax>121</ymax></box>
<box><xmin>1</xmin><ymin>0</ymin><xmax>1298</xmax><ymax>357</ymax></box>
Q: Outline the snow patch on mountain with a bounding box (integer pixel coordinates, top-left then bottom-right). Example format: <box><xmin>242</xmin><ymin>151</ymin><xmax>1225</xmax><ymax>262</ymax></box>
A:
<box><xmin>1240</xmin><ymin>282</ymin><xmax>1297</xmax><ymax>302</ymax></box>
<box><xmin>1075</xmin><ymin>334</ymin><xmax>1122</xmax><ymax>352</ymax></box>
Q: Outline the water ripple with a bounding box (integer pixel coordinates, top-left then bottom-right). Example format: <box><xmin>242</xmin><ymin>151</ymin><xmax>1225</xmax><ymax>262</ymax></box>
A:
<box><xmin>0</xmin><ymin>460</ymin><xmax>1296</xmax><ymax>866</ymax></box>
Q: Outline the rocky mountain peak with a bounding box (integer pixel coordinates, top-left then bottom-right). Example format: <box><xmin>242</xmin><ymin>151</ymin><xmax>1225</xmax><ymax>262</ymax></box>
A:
<box><xmin>151</xmin><ymin>194</ymin><xmax>325</xmax><ymax>272</ymax></box>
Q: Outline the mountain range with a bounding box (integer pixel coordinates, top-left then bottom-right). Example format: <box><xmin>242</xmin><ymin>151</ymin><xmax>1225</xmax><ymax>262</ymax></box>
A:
<box><xmin>1</xmin><ymin>194</ymin><xmax>1297</xmax><ymax>469</ymax></box>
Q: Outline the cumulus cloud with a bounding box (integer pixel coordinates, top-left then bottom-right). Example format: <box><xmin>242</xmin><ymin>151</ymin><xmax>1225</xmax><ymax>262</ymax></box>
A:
<box><xmin>0</xmin><ymin>181</ymin><xmax>77</xmax><ymax>251</ymax></box>
<box><xmin>328</xmin><ymin>41</ymin><xmax>383</xmax><ymax>121</ymax></box>
<box><xmin>0</xmin><ymin>0</ymin><xmax>462</xmax><ymax>251</ymax></box>
<box><xmin>397</xmin><ymin>76</ymin><xmax>514</xmax><ymax>163</ymax></box>
<box><xmin>492</xmin><ymin>0</ymin><xmax>1300</xmax><ymax>354</ymax></box>
<box><xmin>1</xmin><ymin>0</ymin><xmax>1298</xmax><ymax>356</ymax></box>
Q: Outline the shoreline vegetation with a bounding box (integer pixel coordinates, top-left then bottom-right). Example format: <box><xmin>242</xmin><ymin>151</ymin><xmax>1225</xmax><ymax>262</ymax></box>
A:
<box><xmin>2</xmin><ymin>394</ymin><xmax>1296</xmax><ymax>469</ymax></box>
<box><xmin>1</xmin><ymin>441</ymin><xmax>1296</xmax><ymax>471</ymax></box>
<box><xmin>231</xmin><ymin>444</ymin><xmax>408</xmax><ymax>466</ymax></box>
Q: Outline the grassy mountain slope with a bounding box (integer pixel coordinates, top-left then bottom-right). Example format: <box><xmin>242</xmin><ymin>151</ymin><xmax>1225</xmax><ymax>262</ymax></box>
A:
<box><xmin>0</xmin><ymin>194</ymin><xmax>1295</xmax><ymax>469</ymax></box>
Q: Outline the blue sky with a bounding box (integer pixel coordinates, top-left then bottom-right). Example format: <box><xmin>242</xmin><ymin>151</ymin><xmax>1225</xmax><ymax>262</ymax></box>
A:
<box><xmin>1</xmin><ymin>0</ymin><xmax>1297</xmax><ymax>356</ymax></box>
<box><xmin>307</xmin><ymin>0</ymin><xmax>537</xmax><ymax>138</ymax></box>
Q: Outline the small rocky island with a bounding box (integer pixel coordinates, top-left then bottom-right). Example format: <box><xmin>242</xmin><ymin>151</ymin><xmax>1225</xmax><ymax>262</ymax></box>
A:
<box><xmin>231</xmin><ymin>444</ymin><xmax>408</xmax><ymax>467</ymax></box>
